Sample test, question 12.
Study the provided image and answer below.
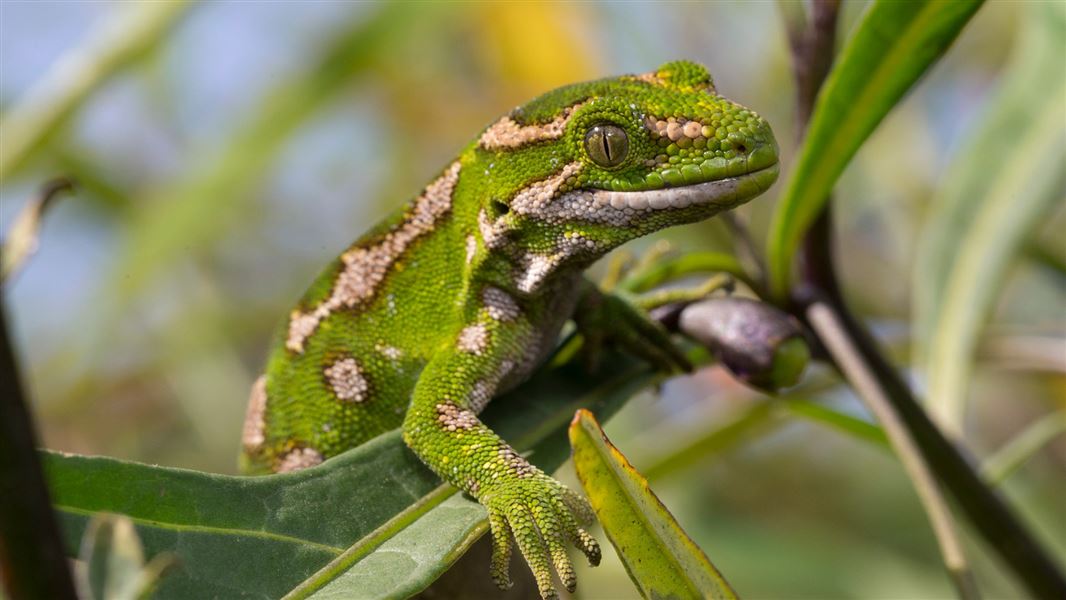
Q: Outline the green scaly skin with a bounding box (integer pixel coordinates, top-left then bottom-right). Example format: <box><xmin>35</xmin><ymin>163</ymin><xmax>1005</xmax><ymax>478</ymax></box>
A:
<box><xmin>240</xmin><ymin>60</ymin><xmax>778</xmax><ymax>598</ymax></box>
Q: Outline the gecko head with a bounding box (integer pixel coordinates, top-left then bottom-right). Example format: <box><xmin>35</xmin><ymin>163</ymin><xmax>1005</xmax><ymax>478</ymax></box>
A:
<box><xmin>473</xmin><ymin>60</ymin><xmax>778</xmax><ymax>272</ymax></box>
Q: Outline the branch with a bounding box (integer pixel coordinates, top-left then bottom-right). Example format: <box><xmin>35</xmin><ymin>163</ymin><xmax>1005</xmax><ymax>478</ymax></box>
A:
<box><xmin>0</xmin><ymin>298</ymin><xmax>77</xmax><ymax>598</ymax></box>
<box><xmin>807</xmin><ymin>301</ymin><xmax>979</xmax><ymax>599</ymax></box>
<box><xmin>799</xmin><ymin>292</ymin><xmax>1066</xmax><ymax>597</ymax></box>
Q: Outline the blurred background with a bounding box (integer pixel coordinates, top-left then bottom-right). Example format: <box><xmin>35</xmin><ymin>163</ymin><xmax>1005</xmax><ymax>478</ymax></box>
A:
<box><xmin>1</xmin><ymin>2</ymin><xmax>1062</xmax><ymax>598</ymax></box>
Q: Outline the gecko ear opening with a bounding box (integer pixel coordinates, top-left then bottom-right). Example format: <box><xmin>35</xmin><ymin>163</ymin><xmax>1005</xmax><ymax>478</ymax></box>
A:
<box><xmin>491</xmin><ymin>199</ymin><xmax>510</xmax><ymax>217</ymax></box>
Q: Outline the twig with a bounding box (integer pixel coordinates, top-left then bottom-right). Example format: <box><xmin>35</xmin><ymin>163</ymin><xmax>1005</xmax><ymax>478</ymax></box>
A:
<box><xmin>783</xmin><ymin>0</ymin><xmax>840</xmax><ymax>139</ymax></box>
<box><xmin>1</xmin><ymin>178</ymin><xmax>75</xmax><ymax>284</ymax></box>
<box><xmin>0</xmin><ymin>300</ymin><xmax>78</xmax><ymax>598</ymax></box>
<box><xmin>807</xmin><ymin>301</ymin><xmax>979</xmax><ymax>600</ymax></box>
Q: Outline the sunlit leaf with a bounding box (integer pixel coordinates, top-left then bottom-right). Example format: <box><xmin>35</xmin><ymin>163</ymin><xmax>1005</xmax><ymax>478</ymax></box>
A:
<box><xmin>570</xmin><ymin>409</ymin><xmax>737</xmax><ymax>600</ymax></box>
<box><xmin>915</xmin><ymin>1</ymin><xmax>1066</xmax><ymax>431</ymax></box>
<box><xmin>766</xmin><ymin>0</ymin><xmax>983</xmax><ymax>298</ymax></box>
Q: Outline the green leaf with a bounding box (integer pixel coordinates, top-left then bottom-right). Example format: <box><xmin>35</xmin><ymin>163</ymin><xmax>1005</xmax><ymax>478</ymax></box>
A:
<box><xmin>293</xmin><ymin>492</ymin><xmax>486</xmax><ymax>600</ymax></box>
<box><xmin>982</xmin><ymin>412</ymin><xmax>1066</xmax><ymax>485</ymax></box>
<box><xmin>785</xmin><ymin>399</ymin><xmax>889</xmax><ymax>450</ymax></box>
<box><xmin>286</xmin><ymin>356</ymin><xmax>656</xmax><ymax>599</ymax></box>
<box><xmin>48</xmin><ymin>430</ymin><xmax>434</xmax><ymax>598</ymax></box>
<box><xmin>569</xmin><ymin>409</ymin><xmax>738</xmax><ymax>600</ymax></box>
<box><xmin>915</xmin><ymin>2</ymin><xmax>1066</xmax><ymax>432</ymax></box>
<box><xmin>47</xmin><ymin>355</ymin><xmax>657</xmax><ymax>599</ymax></box>
<box><xmin>619</xmin><ymin>251</ymin><xmax>754</xmax><ymax>293</ymax></box>
<box><xmin>766</xmin><ymin>0</ymin><xmax>984</xmax><ymax>298</ymax></box>
<box><xmin>641</xmin><ymin>401</ymin><xmax>782</xmax><ymax>481</ymax></box>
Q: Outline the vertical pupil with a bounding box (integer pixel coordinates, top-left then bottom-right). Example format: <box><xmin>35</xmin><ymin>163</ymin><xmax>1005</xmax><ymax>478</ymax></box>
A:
<box><xmin>601</xmin><ymin>133</ymin><xmax>611</xmax><ymax>161</ymax></box>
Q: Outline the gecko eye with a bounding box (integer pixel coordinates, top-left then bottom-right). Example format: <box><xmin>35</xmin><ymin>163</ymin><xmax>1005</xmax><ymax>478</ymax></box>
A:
<box><xmin>585</xmin><ymin>124</ymin><xmax>629</xmax><ymax>168</ymax></box>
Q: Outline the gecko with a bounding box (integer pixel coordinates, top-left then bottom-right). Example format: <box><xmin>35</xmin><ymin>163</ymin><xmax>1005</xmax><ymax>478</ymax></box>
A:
<box><xmin>239</xmin><ymin>60</ymin><xmax>778</xmax><ymax>599</ymax></box>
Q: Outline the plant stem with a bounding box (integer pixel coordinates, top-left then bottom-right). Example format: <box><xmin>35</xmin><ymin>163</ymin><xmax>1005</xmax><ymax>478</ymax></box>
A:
<box><xmin>784</xmin><ymin>0</ymin><xmax>840</xmax><ymax>138</ymax></box>
<box><xmin>807</xmin><ymin>301</ymin><xmax>979</xmax><ymax>600</ymax></box>
<box><xmin>0</xmin><ymin>301</ymin><xmax>78</xmax><ymax>599</ymax></box>
<box><xmin>800</xmin><ymin>292</ymin><xmax>1065</xmax><ymax>598</ymax></box>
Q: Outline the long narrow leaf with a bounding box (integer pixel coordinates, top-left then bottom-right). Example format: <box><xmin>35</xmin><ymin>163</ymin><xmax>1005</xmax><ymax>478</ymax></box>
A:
<box><xmin>982</xmin><ymin>412</ymin><xmax>1066</xmax><ymax>486</ymax></box>
<box><xmin>917</xmin><ymin>2</ymin><xmax>1066</xmax><ymax>431</ymax></box>
<box><xmin>570</xmin><ymin>409</ymin><xmax>737</xmax><ymax>600</ymax></box>
<box><xmin>766</xmin><ymin>0</ymin><xmax>983</xmax><ymax>298</ymax></box>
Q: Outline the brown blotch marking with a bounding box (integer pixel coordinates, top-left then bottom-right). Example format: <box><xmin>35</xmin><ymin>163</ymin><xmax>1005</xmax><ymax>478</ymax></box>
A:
<box><xmin>436</xmin><ymin>401</ymin><xmax>478</xmax><ymax>432</ymax></box>
<box><xmin>286</xmin><ymin>162</ymin><xmax>461</xmax><ymax>352</ymax></box>
<box><xmin>457</xmin><ymin>323</ymin><xmax>489</xmax><ymax>355</ymax></box>
<box><xmin>482</xmin><ymin>287</ymin><xmax>519</xmax><ymax>322</ymax></box>
<box><xmin>631</xmin><ymin>72</ymin><xmax>665</xmax><ymax>86</ymax></box>
<box><xmin>242</xmin><ymin>376</ymin><xmax>268</xmax><ymax>452</ymax></box>
<box><xmin>643</xmin><ymin>115</ymin><xmax>718</xmax><ymax>143</ymax></box>
<box><xmin>478</xmin><ymin>102</ymin><xmax>585</xmax><ymax>151</ymax></box>
<box><xmin>497</xmin><ymin>444</ymin><xmax>535</xmax><ymax>478</ymax></box>
<box><xmin>509</xmin><ymin>162</ymin><xmax>583</xmax><ymax>216</ymax></box>
<box><xmin>276</xmin><ymin>447</ymin><xmax>324</xmax><ymax>473</ymax></box>
<box><xmin>324</xmin><ymin>357</ymin><xmax>369</xmax><ymax>403</ymax></box>
<box><xmin>516</xmin><ymin>252</ymin><xmax>560</xmax><ymax>294</ymax></box>
<box><xmin>478</xmin><ymin>208</ymin><xmax>507</xmax><ymax>250</ymax></box>
<box><xmin>465</xmin><ymin>234</ymin><xmax>478</xmax><ymax>264</ymax></box>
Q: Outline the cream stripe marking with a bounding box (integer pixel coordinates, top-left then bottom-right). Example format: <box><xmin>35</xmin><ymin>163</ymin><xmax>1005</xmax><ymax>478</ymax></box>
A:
<box><xmin>242</xmin><ymin>376</ymin><xmax>268</xmax><ymax>451</ymax></box>
<box><xmin>277</xmin><ymin>447</ymin><xmax>324</xmax><ymax>473</ymax></box>
<box><xmin>286</xmin><ymin>162</ymin><xmax>461</xmax><ymax>352</ymax></box>
<box><xmin>478</xmin><ymin>102</ymin><xmax>585</xmax><ymax>151</ymax></box>
<box><xmin>509</xmin><ymin>162</ymin><xmax>583</xmax><ymax>216</ymax></box>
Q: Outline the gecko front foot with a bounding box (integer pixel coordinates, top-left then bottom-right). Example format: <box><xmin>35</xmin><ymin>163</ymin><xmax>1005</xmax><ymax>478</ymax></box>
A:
<box><xmin>481</xmin><ymin>474</ymin><xmax>600</xmax><ymax>599</ymax></box>
<box><xmin>575</xmin><ymin>281</ymin><xmax>693</xmax><ymax>375</ymax></box>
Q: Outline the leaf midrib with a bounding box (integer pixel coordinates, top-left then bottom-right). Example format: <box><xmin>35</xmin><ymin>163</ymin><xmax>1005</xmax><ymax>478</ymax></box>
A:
<box><xmin>56</xmin><ymin>504</ymin><xmax>345</xmax><ymax>555</ymax></box>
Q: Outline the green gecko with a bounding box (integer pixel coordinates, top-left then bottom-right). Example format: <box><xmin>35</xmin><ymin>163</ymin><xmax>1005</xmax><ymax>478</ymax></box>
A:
<box><xmin>240</xmin><ymin>60</ymin><xmax>778</xmax><ymax>598</ymax></box>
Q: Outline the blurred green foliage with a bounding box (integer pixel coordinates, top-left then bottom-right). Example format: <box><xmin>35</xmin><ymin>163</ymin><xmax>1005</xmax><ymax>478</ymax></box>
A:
<box><xmin>1</xmin><ymin>2</ymin><xmax>1063</xmax><ymax>598</ymax></box>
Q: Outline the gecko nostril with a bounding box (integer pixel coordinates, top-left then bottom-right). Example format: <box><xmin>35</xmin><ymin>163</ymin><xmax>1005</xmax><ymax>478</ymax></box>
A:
<box><xmin>736</xmin><ymin>143</ymin><xmax>747</xmax><ymax>153</ymax></box>
<box><xmin>492</xmin><ymin>199</ymin><xmax>510</xmax><ymax>216</ymax></box>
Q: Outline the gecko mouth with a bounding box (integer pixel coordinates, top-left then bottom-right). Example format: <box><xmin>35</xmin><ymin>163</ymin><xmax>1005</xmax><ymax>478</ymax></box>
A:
<box><xmin>586</xmin><ymin>161</ymin><xmax>779</xmax><ymax>213</ymax></box>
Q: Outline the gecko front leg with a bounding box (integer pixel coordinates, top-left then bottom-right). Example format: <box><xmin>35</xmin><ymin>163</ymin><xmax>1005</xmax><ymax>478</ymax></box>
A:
<box><xmin>401</xmin><ymin>300</ymin><xmax>600</xmax><ymax>599</ymax></box>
